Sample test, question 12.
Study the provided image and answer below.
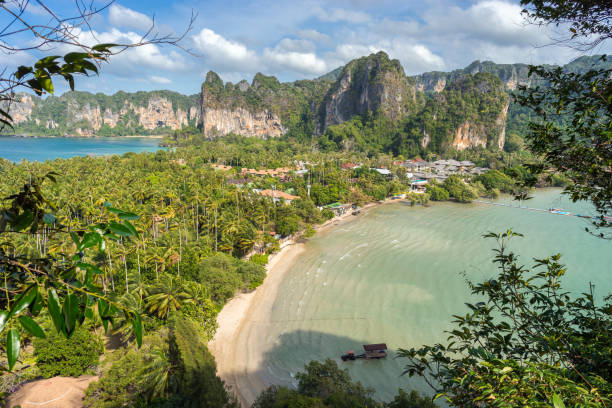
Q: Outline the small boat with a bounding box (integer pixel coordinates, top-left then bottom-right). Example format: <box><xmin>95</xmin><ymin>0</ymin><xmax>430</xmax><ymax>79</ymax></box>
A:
<box><xmin>341</xmin><ymin>343</ymin><xmax>387</xmax><ymax>361</ymax></box>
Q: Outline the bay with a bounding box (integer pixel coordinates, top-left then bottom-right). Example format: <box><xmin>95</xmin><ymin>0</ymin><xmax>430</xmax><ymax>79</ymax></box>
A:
<box><xmin>0</xmin><ymin>136</ymin><xmax>163</xmax><ymax>162</ymax></box>
<box><xmin>247</xmin><ymin>189</ymin><xmax>612</xmax><ymax>402</ymax></box>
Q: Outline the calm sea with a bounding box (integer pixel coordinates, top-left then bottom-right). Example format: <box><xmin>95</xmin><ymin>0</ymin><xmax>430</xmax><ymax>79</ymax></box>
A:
<box><xmin>248</xmin><ymin>189</ymin><xmax>612</xmax><ymax>401</ymax></box>
<box><xmin>0</xmin><ymin>136</ymin><xmax>163</xmax><ymax>162</ymax></box>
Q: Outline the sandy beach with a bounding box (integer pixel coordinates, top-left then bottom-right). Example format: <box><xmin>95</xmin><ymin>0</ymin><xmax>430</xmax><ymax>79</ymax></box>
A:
<box><xmin>208</xmin><ymin>204</ymin><xmax>378</xmax><ymax>407</ymax></box>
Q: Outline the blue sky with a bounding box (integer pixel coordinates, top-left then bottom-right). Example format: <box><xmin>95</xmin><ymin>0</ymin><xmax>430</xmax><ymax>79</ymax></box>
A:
<box><xmin>1</xmin><ymin>0</ymin><xmax>609</xmax><ymax>95</ymax></box>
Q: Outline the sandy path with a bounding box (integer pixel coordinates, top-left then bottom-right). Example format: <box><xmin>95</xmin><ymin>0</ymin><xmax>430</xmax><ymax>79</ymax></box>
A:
<box><xmin>8</xmin><ymin>375</ymin><xmax>98</xmax><ymax>408</ymax></box>
<box><xmin>209</xmin><ymin>202</ymin><xmax>384</xmax><ymax>407</ymax></box>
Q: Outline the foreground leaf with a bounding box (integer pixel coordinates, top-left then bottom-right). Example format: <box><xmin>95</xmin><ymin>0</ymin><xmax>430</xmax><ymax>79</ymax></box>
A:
<box><xmin>7</xmin><ymin>328</ymin><xmax>20</xmax><ymax>371</ymax></box>
<box><xmin>18</xmin><ymin>315</ymin><xmax>46</xmax><ymax>338</ymax></box>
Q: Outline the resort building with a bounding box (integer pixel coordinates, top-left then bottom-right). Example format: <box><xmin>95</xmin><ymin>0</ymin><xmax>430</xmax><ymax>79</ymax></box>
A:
<box><xmin>255</xmin><ymin>189</ymin><xmax>300</xmax><ymax>204</ymax></box>
<box><xmin>241</xmin><ymin>167</ymin><xmax>293</xmax><ymax>178</ymax></box>
<box><xmin>321</xmin><ymin>202</ymin><xmax>352</xmax><ymax>216</ymax></box>
<box><xmin>373</xmin><ymin>168</ymin><xmax>393</xmax><ymax>177</ymax></box>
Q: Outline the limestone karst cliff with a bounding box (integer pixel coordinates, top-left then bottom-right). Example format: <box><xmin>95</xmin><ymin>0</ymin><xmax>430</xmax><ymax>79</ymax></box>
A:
<box><xmin>198</xmin><ymin>71</ymin><xmax>288</xmax><ymax>138</ymax></box>
<box><xmin>4</xmin><ymin>53</ymin><xmax>607</xmax><ymax>154</ymax></box>
<box><xmin>6</xmin><ymin>91</ymin><xmax>199</xmax><ymax>136</ymax></box>
<box><xmin>319</xmin><ymin>52</ymin><xmax>422</xmax><ymax>132</ymax></box>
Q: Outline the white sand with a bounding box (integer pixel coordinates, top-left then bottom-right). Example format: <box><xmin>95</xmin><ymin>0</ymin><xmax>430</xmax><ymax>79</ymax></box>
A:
<box><xmin>209</xmin><ymin>241</ymin><xmax>306</xmax><ymax>406</ymax></box>
<box><xmin>208</xmin><ymin>202</ymin><xmax>384</xmax><ymax>407</ymax></box>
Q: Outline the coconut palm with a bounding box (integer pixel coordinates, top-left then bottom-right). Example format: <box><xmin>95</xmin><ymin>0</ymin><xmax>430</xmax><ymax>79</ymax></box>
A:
<box><xmin>145</xmin><ymin>274</ymin><xmax>192</xmax><ymax>319</ymax></box>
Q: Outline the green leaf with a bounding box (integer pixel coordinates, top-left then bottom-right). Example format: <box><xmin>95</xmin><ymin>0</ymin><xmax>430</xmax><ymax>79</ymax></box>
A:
<box><xmin>18</xmin><ymin>316</ymin><xmax>45</xmax><ymax>338</ymax></box>
<box><xmin>47</xmin><ymin>289</ymin><xmax>63</xmax><ymax>333</ymax></box>
<box><xmin>6</xmin><ymin>328</ymin><xmax>20</xmax><ymax>371</ymax></box>
<box><xmin>70</xmin><ymin>231</ymin><xmax>81</xmax><ymax>249</ymax></box>
<box><xmin>29</xmin><ymin>290</ymin><xmax>44</xmax><ymax>316</ymax></box>
<box><xmin>123</xmin><ymin>220</ymin><xmax>139</xmax><ymax>237</ymax></box>
<box><xmin>76</xmin><ymin>262</ymin><xmax>104</xmax><ymax>275</ymax></box>
<box><xmin>132</xmin><ymin>314</ymin><xmax>143</xmax><ymax>347</ymax></box>
<box><xmin>80</xmin><ymin>232</ymin><xmax>101</xmax><ymax>250</ymax></box>
<box><xmin>11</xmin><ymin>210</ymin><xmax>34</xmax><ymax>232</ymax></box>
<box><xmin>15</xmin><ymin>65</ymin><xmax>33</xmax><ymax>79</ymax></box>
<box><xmin>63</xmin><ymin>52</ymin><xmax>91</xmax><ymax>63</ymax></box>
<box><xmin>9</xmin><ymin>286</ymin><xmax>37</xmax><ymax>317</ymax></box>
<box><xmin>118</xmin><ymin>212</ymin><xmax>139</xmax><ymax>221</ymax></box>
<box><xmin>62</xmin><ymin>294</ymin><xmax>79</xmax><ymax>336</ymax></box>
<box><xmin>98</xmin><ymin>298</ymin><xmax>109</xmax><ymax>318</ymax></box>
<box><xmin>108</xmin><ymin>221</ymin><xmax>132</xmax><ymax>237</ymax></box>
<box><xmin>105</xmin><ymin>206</ymin><xmax>122</xmax><ymax>214</ymax></box>
<box><xmin>0</xmin><ymin>310</ymin><xmax>8</xmax><ymax>333</ymax></box>
<box><xmin>92</xmin><ymin>43</ymin><xmax>118</xmax><ymax>52</ymax></box>
<box><xmin>39</xmin><ymin>76</ymin><xmax>54</xmax><ymax>94</ymax></box>
<box><xmin>552</xmin><ymin>394</ymin><xmax>566</xmax><ymax>408</ymax></box>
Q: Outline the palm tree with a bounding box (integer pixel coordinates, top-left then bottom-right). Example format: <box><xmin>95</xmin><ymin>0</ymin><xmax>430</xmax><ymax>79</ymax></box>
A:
<box><xmin>145</xmin><ymin>274</ymin><xmax>192</xmax><ymax>319</ymax></box>
<box><xmin>139</xmin><ymin>345</ymin><xmax>172</xmax><ymax>400</ymax></box>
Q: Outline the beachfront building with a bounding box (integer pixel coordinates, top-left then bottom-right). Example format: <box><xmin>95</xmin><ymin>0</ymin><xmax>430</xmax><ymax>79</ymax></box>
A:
<box><xmin>373</xmin><ymin>168</ymin><xmax>393</xmax><ymax>178</ymax></box>
<box><xmin>410</xmin><ymin>180</ymin><xmax>428</xmax><ymax>192</ymax></box>
<box><xmin>402</xmin><ymin>159</ymin><xmax>431</xmax><ymax>172</ymax></box>
<box><xmin>342</xmin><ymin>162</ymin><xmax>362</xmax><ymax>170</ymax></box>
<box><xmin>255</xmin><ymin>189</ymin><xmax>300</xmax><ymax>204</ymax></box>
<box><xmin>240</xmin><ymin>167</ymin><xmax>294</xmax><ymax>181</ymax></box>
<box><xmin>322</xmin><ymin>202</ymin><xmax>352</xmax><ymax>216</ymax></box>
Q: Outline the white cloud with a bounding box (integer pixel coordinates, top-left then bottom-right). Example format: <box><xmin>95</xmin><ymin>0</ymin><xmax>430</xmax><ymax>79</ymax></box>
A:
<box><xmin>193</xmin><ymin>28</ymin><xmax>328</xmax><ymax>76</ymax></box>
<box><xmin>263</xmin><ymin>48</ymin><xmax>327</xmax><ymax>75</ymax></box>
<box><xmin>423</xmin><ymin>1</ymin><xmax>545</xmax><ymax>47</ymax></box>
<box><xmin>0</xmin><ymin>48</ymin><xmax>34</xmax><ymax>67</ymax></box>
<box><xmin>275</xmin><ymin>38</ymin><xmax>316</xmax><ymax>53</ymax></box>
<box><xmin>192</xmin><ymin>28</ymin><xmax>257</xmax><ymax>70</ymax></box>
<box><xmin>330</xmin><ymin>40</ymin><xmax>445</xmax><ymax>75</ymax></box>
<box><xmin>108</xmin><ymin>4</ymin><xmax>153</xmax><ymax>32</ymax></box>
<box><xmin>298</xmin><ymin>29</ymin><xmax>331</xmax><ymax>43</ymax></box>
<box><xmin>313</xmin><ymin>7</ymin><xmax>371</xmax><ymax>23</ymax></box>
<box><xmin>44</xmin><ymin>27</ymin><xmax>188</xmax><ymax>77</ymax></box>
<box><xmin>149</xmin><ymin>75</ymin><xmax>172</xmax><ymax>84</ymax></box>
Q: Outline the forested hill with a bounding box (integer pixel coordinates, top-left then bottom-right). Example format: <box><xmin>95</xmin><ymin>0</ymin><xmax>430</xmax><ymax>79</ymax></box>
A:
<box><xmin>6</xmin><ymin>90</ymin><xmax>200</xmax><ymax>137</ymax></box>
<box><xmin>5</xmin><ymin>53</ymin><xmax>608</xmax><ymax>155</ymax></box>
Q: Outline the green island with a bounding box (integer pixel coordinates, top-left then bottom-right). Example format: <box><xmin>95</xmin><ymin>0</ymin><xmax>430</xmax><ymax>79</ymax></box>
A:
<box><xmin>1</xmin><ymin>0</ymin><xmax>611</xmax><ymax>407</ymax></box>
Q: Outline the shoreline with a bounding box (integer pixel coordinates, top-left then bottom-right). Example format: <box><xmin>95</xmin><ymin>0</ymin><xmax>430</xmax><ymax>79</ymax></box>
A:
<box><xmin>208</xmin><ymin>200</ymin><xmax>384</xmax><ymax>407</ymax></box>
<box><xmin>0</xmin><ymin>134</ymin><xmax>164</xmax><ymax>139</ymax></box>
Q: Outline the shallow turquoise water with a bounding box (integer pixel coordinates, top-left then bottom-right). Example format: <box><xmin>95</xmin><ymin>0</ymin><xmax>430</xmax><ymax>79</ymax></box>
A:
<box><xmin>255</xmin><ymin>189</ymin><xmax>612</xmax><ymax>401</ymax></box>
<box><xmin>0</xmin><ymin>136</ymin><xmax>162</xmax><ymax>162</ymax></box>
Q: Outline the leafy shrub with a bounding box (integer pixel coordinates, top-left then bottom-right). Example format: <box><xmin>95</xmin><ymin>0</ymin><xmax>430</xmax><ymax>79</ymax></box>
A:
<box><xmin>34</xmin><ymin>327</ymin><xmax>104</xmax><ymax>378</ymax></box>
<box><xmin>238</xmin><ymin>261</ymin><xmax>266</xmax><ymax>290</ymax></box>
<box><xmin>442</xmin><ymin>175</ymin><xmax>478</xmax><ymax>203</ymax></box>
<box><xmin>426</xmin><ymin>183</ymin><xmax>450</xmax><ymax>201</ymax></box>
<box><xmin>250</xmin><ymin>253</ymin><xmax>269</xmax><ymax>266</ymax></box>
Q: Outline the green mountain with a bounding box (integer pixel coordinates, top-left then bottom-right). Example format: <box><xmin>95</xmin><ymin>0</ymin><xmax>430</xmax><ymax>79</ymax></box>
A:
<box><xmin>5</xmin><ymin>53</ymin><xmax>609</xmax><ymax>155</ymax></box>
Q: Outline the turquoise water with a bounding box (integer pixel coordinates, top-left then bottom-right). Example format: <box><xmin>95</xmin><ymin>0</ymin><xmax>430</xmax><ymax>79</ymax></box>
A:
<box><xmin>0</xmin><ymin>136</ymin><xmax>162</xmax><ymax>162</ymax></box>
<box><xmin>252</xmin><ymin>190</ymin><xmax>612</xmax><ymax>402</ymax></box>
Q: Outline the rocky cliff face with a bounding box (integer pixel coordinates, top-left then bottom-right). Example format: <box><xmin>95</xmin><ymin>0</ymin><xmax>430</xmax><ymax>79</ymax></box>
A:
<box><xmin>414</xmin><ymin>61</ymin><xmax>532</xmax><ymax>93</ymax></box>
<box><xmin>451</xmin><ymin>101</ymin><xmax>508</xmax><ymax>151</ymax></box>
<box><xmin>417</xmin><ymin>72</ymin><xmax>509</xmax><ymax>151</ymax></box>
<box><xmin>6</xmin><ymin>91</ymin><xmax>199</xmax><ymax>136</ymax></box>
<box><xmin>320</xmin><ymin>52</ymin><xmax>418</xmax><ymax>131</ymax></box>
<box><xmin>198</xmin><ymin>71</ymin><xmax>289</xmax><ymax>138</ymax></box>
<box><xmin>201</xmin><ymin>107</ymin><xmax>284</xmax><ymax>137</ymax></box>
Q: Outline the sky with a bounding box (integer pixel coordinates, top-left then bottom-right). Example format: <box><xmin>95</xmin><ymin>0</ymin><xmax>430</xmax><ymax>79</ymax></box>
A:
<box><xmin>1</xmin><ymin>0</ymin><xmax>610</xmax><ymax>95</ymax></box>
